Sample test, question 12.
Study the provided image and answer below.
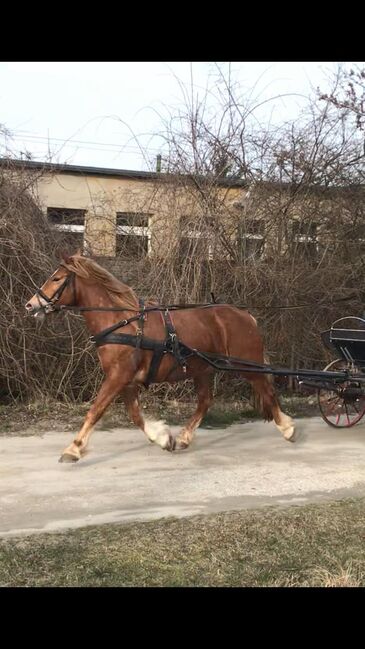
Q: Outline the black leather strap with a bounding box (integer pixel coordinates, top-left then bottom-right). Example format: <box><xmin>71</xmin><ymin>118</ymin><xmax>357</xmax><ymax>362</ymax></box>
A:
<box><xmin>95</xmin><ymin>332</ymin><xmax>168</xmax><ymax>388</ymax></box>
<box><xmin>94</xmin><ymin>320</ymin><xmax>195</xmax><ymax>388</ymax></box>
<box><xmin>135</xmin><ymin>298</ymin><xmax>146</xmax><ymax>350</ymax></box>
<box><xmin>95</xmin><ymin>333</ymin><xmax>164</xmax><ymax>350</ymax></box>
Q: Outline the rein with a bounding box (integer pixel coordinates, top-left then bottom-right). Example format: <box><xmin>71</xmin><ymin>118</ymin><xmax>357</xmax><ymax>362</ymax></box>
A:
<box><xmin>51</xmin><ymin>292</ymin><xmax>359</xmax><ymax>314</ymax></box>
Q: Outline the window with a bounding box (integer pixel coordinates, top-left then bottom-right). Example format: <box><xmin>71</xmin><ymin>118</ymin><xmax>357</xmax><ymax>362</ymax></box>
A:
<box><xmin>179</xmin><ymin>214</ymin><xmax>215</xmax><ymax>232</ymax></box>
<box><xmin>116</xmin><ymin>233</ymin><xmax>148</xmax><ymax>257</ymax></box>
<box><xmin>179</xmin><ymin>236</ymin><xmax>209</xmax><ymax>259</ymax></box>
<box><xmin>47</xmin><ymin>207</ymin><xmax>85</xmax><ymax>226</ymax></box>
<box><xmin>334</xmin><ymin>222</ymin><xmax>365</xmax><ymax>259</ymax></box>
<box><xmin>178</xmin><ymin>215</ymin><xmax>215</xmax><ymax>260</ymax></box>
<box><xmin>116</xmin><ymin>212</ymin><xmax>150</xmax><ymax>259</ymax></box>
<box><xmin>47</xmin><ymin>207</ymin><xmax>85</xmax><ymax>251</ymax></box>
<box><xmin>292</xmin><ymin>221</ymin><xmax>317</xmax><ymax>239</ymax></box>
<box><xmin>292</xmin><ymin>220</ymin><xmax>318</xmax><ymax>259</ymax></box>
<box><xmin>347</xmin><ymin>223</ymin><xmax>365</xmax><ymax>240</ymax></box>
<box><xmin>237</xmin><ymin>219</ymin><xmax>264</xmax><ymax>260</ymax></box>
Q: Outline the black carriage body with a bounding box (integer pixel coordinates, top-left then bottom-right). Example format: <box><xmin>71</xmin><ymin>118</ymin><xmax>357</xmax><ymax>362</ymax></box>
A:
<box><xmin>321</xmin><ymin>317</ymin><xmax>365</xmax><ymax>368</ymax></box>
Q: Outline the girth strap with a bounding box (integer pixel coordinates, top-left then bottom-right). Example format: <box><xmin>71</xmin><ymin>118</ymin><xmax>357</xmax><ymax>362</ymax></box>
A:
<box><xmin>144</xmin><ymin>309</ymin><xmax>188</xmax><ymax>385</ymax></box>
<box><xmin>163</xmin><ymin>309</ymin><xmax>188</xmax><ymax>374</ymax></box>
<box><xmin>96</xmin><ymin>333</ymin><xmax>165</xmax><ymax>351</ymax></box>
<box><xmin>135</xmin><ymin>298</ymin><xmax>146</xmax><ymax>350</ymax></box>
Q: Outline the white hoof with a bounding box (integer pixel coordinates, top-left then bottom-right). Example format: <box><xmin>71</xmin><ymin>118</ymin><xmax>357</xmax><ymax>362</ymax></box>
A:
<box><xmin>144</xmin><ymin>419</ymin><xmax>173</xmax><ymax>450</ymax></box>
<box><xmin>277</xmin><ymin>415</ymin><xmax>296</xmax><ymax>442</ymax></box>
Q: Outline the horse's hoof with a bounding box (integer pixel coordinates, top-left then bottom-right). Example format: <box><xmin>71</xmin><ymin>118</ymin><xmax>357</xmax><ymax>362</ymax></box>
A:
<box><xmin>59</xmin><ymin>453</ymin><xmax>79</xmax><ymax>463</ymax></box>
<box><xmin>163</xmin><ymin>435</ymin><xmax>176</xmax><ymax>452</ymax></box>
<box><xmin>284</xmin><ymin>427</ymin><xmax>296</xmax><ymax>442</ymax></box>
<box><xmin>175</xmin><ymin>439</ymin><xmax>189</xmax><ymax>450</ymax></box>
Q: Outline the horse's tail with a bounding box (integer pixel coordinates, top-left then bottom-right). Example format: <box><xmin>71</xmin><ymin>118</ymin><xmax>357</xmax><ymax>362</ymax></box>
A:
<box><xmin>251</xmin><ymin>352</ymin><xmax>277</xmax><ymax>422</ymax></box>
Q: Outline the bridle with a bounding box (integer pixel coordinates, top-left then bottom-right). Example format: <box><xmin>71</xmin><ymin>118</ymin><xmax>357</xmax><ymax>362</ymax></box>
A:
<box><xmin>35</xmin><ymin>266</ymin><xmax>76</xmax><ymax>313</ymax></box>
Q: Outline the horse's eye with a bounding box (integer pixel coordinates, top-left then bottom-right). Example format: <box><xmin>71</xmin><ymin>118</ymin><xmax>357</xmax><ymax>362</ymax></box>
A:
<box><xmin>52</xmin><ymin>277</ymin><xmax>61</xmax><ymax>282</ymax></box>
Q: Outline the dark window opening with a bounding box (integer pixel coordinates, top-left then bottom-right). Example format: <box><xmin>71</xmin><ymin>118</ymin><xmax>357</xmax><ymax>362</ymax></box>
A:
<box><xmin>346</xmin><ymin>223</ymin><xmax>365</xmax><ymax>240</ymax></box>
<box><xmin>239</xmin><ymin>237</ymin><xmax>264</xmax><ymax>259</ymax></box>
<box><xmin>178</xmin><ymin>236</ymin><xmax>209</xmax><ymax>259</ymax></box>
<box><xmin>179</xmin><ymin>214</ymin><xmax>215</xmax><ymax>234</ymax></box>
<box><xmin>116</xmin><ymin>234</ymin><xmax>148</xmax><ymax>259</ymax></box>
<box><xmin>239</xmin><ymin>219</ymin><xmax>265</xmax><ymax>236</ymax></box>
<box><xmin>293</xmin><ymin>241</ymin><xmax>318</xmax><ymax>260</ymax></box>
<box><xmin>292</xmin><ymin>221</ymin><xmax>317</xmax><ymax>238</ymax></box>
<box><xmin>116</xmin><ymin>212</ymin><xmax>150</xmax><ymax>227</ymax></box>
<box><xmin>291</xmin><ymin>221</ymin><xmax>318</xmax><ymax>260</ymax></box>
<box><xmin>47</xmin><ymin>207</ymin><xmax>85</xmax><ymax>226</ymax></box>
<box><xmin>178</xmin><ymin>215</ymin><xmax>215</xmax><ymax>261</ymax></box>
<box><xmin>237</xmin><ymin>219</ymin><xmax>264</xmax><ymax>259</ymax></box>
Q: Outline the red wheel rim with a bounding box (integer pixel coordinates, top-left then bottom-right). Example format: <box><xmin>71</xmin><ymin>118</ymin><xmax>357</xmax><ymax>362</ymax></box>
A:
<box><xmin>318</xmin><ymin>359</ymin><xmax>365</xmax><ymax>428</ymax></box>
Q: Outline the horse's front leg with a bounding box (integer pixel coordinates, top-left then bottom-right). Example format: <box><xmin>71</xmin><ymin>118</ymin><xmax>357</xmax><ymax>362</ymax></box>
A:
<box><xmin>59</xmin><ymin>372</ymin><xmax>128</xmax><ymax>463</ymax></box>
<box><xmin>122</xmin><ymin>385</ymin><xmax>175</xmax><ymax>451</ymax></box>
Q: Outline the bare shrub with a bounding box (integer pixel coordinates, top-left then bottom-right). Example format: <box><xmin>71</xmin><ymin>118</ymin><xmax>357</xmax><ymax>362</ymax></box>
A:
<box><xmin>0</xmin><ymin>160</ymin><xmax>101</xmax><ymax>403</ymax></box>
<box><xmin>1</xmin><ymin>65</ymin><xmax>365</xmax><ymax>406</ymax></box>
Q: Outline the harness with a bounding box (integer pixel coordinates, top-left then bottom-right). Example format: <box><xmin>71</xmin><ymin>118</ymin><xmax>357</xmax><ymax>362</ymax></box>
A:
<box><xmin>90</xmin><ymin>302</ymin><xmax>199</xmax><ymax>387</ymax></box>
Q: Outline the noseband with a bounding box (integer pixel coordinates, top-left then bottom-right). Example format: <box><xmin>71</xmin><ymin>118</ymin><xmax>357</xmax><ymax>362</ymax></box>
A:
<box><xmin>35</xmin><ymin>267</ymin><xmax>76</xmax><ymax>312</ymax></box>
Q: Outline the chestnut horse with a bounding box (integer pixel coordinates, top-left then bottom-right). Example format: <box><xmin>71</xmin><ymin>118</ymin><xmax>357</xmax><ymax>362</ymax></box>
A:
<box><xmin>25</xmin><ymin>253</ymin><xmax>295</xmax><ymax>462</ymax></box>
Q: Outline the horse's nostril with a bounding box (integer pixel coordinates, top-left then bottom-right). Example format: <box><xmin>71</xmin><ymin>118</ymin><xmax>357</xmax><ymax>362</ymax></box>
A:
<box><xmin>25</xmin><ymin>303</ymin><xmax>32</xmax><ymax>311</ymax></box>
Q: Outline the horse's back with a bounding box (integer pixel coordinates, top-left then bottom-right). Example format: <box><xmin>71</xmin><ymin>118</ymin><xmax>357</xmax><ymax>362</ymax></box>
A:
<box><xmin>171</xmin><ymin>305</ymin><xmax>263</xmax><ymax>360</ymax></box>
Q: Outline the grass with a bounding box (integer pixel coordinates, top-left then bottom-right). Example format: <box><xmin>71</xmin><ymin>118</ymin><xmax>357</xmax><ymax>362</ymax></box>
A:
<box><xmin>1</xmin><ymin>498</ymin><xmax>365</xmax><ymax>587</ymax></box>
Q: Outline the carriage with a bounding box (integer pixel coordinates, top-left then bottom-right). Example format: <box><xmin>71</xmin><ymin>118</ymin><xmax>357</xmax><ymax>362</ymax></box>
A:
<box><xmin>316</xmin><ymin>317</ymin><xmax>365</xmax><ymax>428</ymax></box>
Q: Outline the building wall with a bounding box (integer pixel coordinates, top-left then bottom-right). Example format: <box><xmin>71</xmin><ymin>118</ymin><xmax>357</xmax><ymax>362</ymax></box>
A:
<box><xmin>5</xmin><ymin>161</ymin><xmax>363</xmax><ymax>262</ymax></box>
<box><xmin>35</xmin><ymin>172</ymin><xmax>159</xmax><ymax>255</ymax></box>
<box><xmin>30</xmin><ymin>169</ymin><xmax>250</xmax><ymax>258</ymax></box>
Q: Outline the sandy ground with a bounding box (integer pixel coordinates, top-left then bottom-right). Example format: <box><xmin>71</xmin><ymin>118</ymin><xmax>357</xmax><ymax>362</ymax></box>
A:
<box><xmin>1</xmin><ymin>416</ymin><xmax>365</xmax><ymax>537</ymax></box>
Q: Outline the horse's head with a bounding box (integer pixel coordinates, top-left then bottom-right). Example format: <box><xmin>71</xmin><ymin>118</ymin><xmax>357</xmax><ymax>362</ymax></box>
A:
<box><xmin>25</xmin><ymin>251</ymin><xmax>78</xmax><ymax>317</ymax></box>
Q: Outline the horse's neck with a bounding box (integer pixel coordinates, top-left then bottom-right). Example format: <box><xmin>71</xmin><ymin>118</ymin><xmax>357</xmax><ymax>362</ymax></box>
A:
<box><xmin>76</xmin><ymin>277</ymin><xmax>135</xmax><ymax>336</ymax></box>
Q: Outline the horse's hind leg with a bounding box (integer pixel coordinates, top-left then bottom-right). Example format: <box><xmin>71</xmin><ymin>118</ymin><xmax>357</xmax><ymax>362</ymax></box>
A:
<box><xmin>175</xmin><ymin>374</ymin><xmax>213</xmax><ymax>450</ymax></box>
<box><xmin>122</xmin><ymin>386</ymin><xmax>174</xmax><ymax>451</ymax></box>
<box><xmin>250</xmin><ymin>375</ymin><xmax>295</xmax><ymax>442</ymax></box>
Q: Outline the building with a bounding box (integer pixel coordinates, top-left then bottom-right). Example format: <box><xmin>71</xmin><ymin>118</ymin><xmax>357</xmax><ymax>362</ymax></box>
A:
<box><xmin>0</xmin><ymin>158</ymin><xmax>251</xmax><ymax>259</ymax></box>
<box><xmin>1</xmin><ymin>157</ymin><xmax>363</xmax><ymax>264</ymax></box>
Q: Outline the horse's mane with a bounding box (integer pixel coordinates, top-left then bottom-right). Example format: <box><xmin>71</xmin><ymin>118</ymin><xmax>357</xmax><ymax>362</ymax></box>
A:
<box><xmin>62</xmin><ymin>255</ymin><xmax>140</xmax><ymax>310</ymax></box>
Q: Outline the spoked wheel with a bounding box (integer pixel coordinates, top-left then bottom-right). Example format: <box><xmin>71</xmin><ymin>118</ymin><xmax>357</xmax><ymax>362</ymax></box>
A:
<box><xmin>318</xmin><ymin>358</ymin><xmax>365</xmax><ymax>428</ymax></box>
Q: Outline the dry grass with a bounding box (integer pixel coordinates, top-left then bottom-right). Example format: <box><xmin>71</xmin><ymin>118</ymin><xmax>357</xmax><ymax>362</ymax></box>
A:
<box><xmin>0</xmin><ymin>394</ymin><xmax>319</xmax><ymax>436</ymax></box>
<box><xmin>1</xmin><ymin>499</ymin><xmax>365</xmax><ymax>587</ymax></box>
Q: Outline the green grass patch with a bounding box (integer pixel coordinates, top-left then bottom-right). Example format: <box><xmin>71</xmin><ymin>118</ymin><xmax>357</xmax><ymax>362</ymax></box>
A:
<box><xmin>1</xmin><ymin>498</ymin><xmax>365</xmax><ymax>587</ymax></box>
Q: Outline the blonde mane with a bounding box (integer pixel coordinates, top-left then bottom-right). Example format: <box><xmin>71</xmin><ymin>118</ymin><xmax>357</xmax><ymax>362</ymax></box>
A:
<box><xmin>62</xmin><ymin>255</ymin><xmax>139</xmax><ymax>310</ymax></box>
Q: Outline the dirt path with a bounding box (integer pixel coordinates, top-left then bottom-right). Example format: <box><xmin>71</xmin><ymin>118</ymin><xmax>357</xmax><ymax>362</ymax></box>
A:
<box><xmin>1</xmin><ymin>416</ymin><xmax>365</xmax><ymax>537</ymax></box>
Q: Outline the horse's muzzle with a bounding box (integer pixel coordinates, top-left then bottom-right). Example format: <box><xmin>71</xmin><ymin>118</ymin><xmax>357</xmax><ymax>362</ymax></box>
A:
<box><xmin>25</xmin><ymin>303</ymin><xmax>53</xmax><ymax>317</ymax></box>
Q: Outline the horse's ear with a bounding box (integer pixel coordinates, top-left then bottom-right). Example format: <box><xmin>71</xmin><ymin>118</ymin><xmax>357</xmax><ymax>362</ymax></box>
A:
<box><xmin>74</xmin><ymin>247</ymin><xmax>83</xmax><ymax>256</ymax></box>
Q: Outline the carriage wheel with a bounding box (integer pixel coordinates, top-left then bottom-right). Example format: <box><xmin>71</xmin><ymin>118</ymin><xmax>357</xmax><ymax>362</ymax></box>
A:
<box><xmin>318</xmin><ymin>358</ymin><xmax>365</xmax><ymax>428</ymax></box>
